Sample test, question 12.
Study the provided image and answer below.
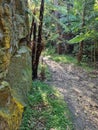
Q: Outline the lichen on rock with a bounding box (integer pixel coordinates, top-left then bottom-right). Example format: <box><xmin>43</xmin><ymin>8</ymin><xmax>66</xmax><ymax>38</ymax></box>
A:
<box><xmin>0</xmin><ymin>81</ymin><xmax>24</xmax><ymax>130</ymax></box>
<box><xmin>0</xmin><ymin>0</ymin><xmax>29</xmax><ymax>79</ymax></box>
<box><xmin>0</xmin><ymin>0</ymin><xmax>30</xmax><ymax>129</ymax></box>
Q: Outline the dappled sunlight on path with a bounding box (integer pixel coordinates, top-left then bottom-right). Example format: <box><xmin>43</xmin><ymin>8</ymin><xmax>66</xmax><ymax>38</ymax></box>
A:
<box><xmin>43</xmin><ymin>56</ymin><xmax>98</xmax><ymax>130</ymax></box>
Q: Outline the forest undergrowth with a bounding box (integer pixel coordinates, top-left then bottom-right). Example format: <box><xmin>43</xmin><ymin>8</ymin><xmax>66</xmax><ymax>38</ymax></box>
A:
<box><xmin>18</xmin><ymin>46</ymin><xmax>98</xmax><ymax>130</ymax></box>
<box><xmin>20</xmin><ymin>81</ymin><xmax>74</xmax><ymax>130</ymax></box>
<box><xmin>44</xmin><ymin>48</ymin><xmax>97</xmax><ymax>72</ymax></box>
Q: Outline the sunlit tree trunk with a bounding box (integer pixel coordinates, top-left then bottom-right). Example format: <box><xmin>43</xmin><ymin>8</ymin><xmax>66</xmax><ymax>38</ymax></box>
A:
<box><xmin>54</xmin><ymin>0</ymin><xmax>58</xmax><ymax>17</ymax></box>
<box><xmin>77</xmin><ymin>0</ymin><xmax>95</xmax><ymax>64</ymax></box>
<box><xmin>54</xmin><ymin>0</ymin><xmax>62</xmax><ymax>54</ymax></box>
<box><xmin>77</xmin><ymin>0</ymin><xmax>86</xmax><ymax>64</ymax></box>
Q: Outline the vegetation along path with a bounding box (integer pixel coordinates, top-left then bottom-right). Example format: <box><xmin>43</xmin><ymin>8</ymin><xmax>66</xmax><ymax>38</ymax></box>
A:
<box><xmin>43</xmin><ymin>56</ymin><xmax>98</xmax><ymax>130</ymax></box>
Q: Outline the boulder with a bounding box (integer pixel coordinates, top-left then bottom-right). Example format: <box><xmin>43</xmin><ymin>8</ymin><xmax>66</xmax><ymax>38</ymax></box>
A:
<box><xmin>0</xmin><ymin>0</ymin><xmax>29</xmax><ymax>80</ymax></box>
<box><xmin>0</xmin><ymin>81</ymin><xmax>24</xmax><ymax>130</ymax></box>
<box><xmin>0</xmin><ymin>1</ymin><xmax>30</xmax><ymax>129</ymax></box>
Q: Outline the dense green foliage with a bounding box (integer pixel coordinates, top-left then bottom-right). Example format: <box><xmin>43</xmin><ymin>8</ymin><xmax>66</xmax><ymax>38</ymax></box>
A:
<box><xmin>20</xmin><ymin>1</ymin><xmax>98</xmax><ymax>129</ymax></box>
<box><xmin>45</xmin><ymin>0</ymin><xmax>98</xmax><ymax>65</ymax></box>
<box><xmin>29</xmin><ymin>0</ymin><xmax>98</xmax><ymax>76</ymax></box>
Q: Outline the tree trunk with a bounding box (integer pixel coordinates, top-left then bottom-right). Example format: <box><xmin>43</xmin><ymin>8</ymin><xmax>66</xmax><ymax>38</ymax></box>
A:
<box><xmin>77</xmin><ymin>1</ymin><xmax>86</xmax><ymax>64</ymax></box>
<box><xmin>32</xmin><ymin>0</ymin><xmax>44</xmax><ymax>80</ymax></box>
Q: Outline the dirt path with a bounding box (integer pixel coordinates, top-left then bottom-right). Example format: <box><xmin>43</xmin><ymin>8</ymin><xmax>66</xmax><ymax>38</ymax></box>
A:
<box><xmin>43</xmin><ymin>56</ymin><xmax>98</xmax><ymax>130</ymax></box>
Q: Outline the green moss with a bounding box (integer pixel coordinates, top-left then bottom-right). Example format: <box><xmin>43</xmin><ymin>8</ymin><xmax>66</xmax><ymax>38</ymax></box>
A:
<box><xmin>0</xmin><ymin>84</ymin><xmax>24</xmax><ymax>130</ymax></box>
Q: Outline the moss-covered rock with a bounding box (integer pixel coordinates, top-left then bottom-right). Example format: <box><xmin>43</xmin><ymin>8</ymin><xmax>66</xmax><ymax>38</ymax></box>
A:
<box><xmin>0</xmin><ymin>81</ymin><xmax>24</xmax><ymax>130</ymax></box>
<box><xmin>0</xmin><ymin>0</ymin><xmax>29</xmax><ymax>80</ymax></box>
<box><xmin>0</xmin><ymin>0</ymin><xmax>30</xmax><ymax>129</ymax></box>
<box><xmin>0</xmin><ymin>48</ymin><xmax>10</xmax><ymax>79</ymax></box>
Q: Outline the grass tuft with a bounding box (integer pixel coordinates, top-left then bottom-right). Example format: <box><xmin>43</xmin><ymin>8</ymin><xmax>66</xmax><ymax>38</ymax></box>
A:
<box><xmin>20</xmin><ymin>81</ymin><xmax>74</xmax><ymax>130</ymax></box>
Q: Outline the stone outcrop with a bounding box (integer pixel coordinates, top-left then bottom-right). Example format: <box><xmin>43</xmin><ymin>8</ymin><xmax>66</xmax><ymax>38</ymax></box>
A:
<box><xmin>0</xmin><ymin>0</ymin><xmax>30</xmax><ymax>129</ymax></box>
<box><xmin>0</xmin><ymin>0</ymin><xmax>29</xmax><ymax>79</ymax></box>
<box><xmin>0</xmin><ymin>81</ymin><xmax>24</xmax><ymax>130</ymax></box>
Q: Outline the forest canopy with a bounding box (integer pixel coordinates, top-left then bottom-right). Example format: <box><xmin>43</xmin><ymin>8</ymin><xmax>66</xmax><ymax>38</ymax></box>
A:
<box><xmin>28</xmin><ymin>0</ymin><xmax>98</xmax><ymax>79</ymax></box>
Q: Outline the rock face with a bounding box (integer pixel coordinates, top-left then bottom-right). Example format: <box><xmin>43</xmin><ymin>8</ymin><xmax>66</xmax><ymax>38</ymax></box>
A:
<box><xmin>0</xmin><ymin>0</ymin><xmax>29</xmax><ymax>79</ymax></box>
<box><xmin>0</xmin><ymin>81</ymin><xmax>24</xmax><ymax>130</ymax></box>
<box><xmin>0</xmin><ymin>0</ymin><xmax>30</xmax><ymax>129</ymax></box>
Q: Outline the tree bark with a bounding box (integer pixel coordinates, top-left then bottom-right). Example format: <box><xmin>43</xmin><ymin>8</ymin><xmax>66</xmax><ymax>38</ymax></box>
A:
<box><xmin>32</xmin><ymin>0</ymin><xmax>44</xmax><ymax>79</ymax></box>
<box><xmin>77</xmin><ymin>1</ymin><xmax>86</xmax><ymax>64</ymax></box>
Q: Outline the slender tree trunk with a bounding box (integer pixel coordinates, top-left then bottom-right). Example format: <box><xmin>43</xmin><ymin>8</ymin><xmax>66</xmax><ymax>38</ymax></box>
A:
<box><xmin>77</xmin><ymin>1</ymin><xmax>86</xmax><ymax>64</ymax></box>
<box><xmin>54</xmin><ymin>0</ymin><xmax>58</xmax><ymax>17</ymax></box>
<box><xmin>32</xmin><ymin>21</ymin><xmax>37</xmax><ymax>79</ymax></box>
<box><xmin>32</xmin><ymin>0</ymin><xmax>44</xmax><ymax>79</ymax></box>
<box><xmin>94</xmin><ymin>42</ymin><xmax>96</xmax><ymax>68</ymax></box>
<box><xmin>54</xmin><ymin>0</ymin><xmax>62</xmax><ymax>54</ymax></box>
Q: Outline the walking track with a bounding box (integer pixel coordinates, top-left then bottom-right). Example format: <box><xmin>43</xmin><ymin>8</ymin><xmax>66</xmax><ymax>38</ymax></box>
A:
<box><xmin>43</xmin><ymin>56</ymin><xmax>98</xmax><ymax>130</ymax></box>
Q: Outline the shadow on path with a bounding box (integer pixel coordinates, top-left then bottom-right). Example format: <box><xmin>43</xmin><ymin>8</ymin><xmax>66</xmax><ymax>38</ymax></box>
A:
<box><xmin>44</xmin><ymin>56</ymin><xmax>98</xmax><ymax>130</ymax></box>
